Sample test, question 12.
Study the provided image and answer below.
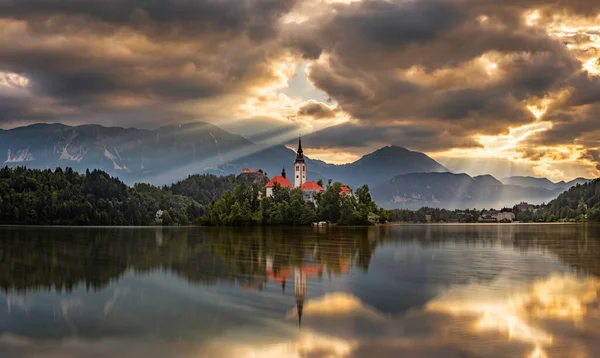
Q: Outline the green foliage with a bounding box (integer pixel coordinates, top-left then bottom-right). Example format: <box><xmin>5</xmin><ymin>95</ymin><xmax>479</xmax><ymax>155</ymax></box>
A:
<box><xmin>206</xmin><ymin>185</ymin><xmax>319</xmax><ymax>226</ymax></box>
<box><xmin>205</xmin><ymin>182</ymin><xmax>389</xmax><ymax>226</ymax></box>
<box><xmin>534</xmin><ymin>179</ymin><xmax>600</xmax><ymax>222</ymax></box>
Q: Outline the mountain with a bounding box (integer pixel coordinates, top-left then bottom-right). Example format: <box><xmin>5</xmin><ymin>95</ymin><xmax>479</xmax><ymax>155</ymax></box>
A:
<box><xmin>1</xmin><ymin>123</ymin><xmax>447</xmax><ymax>186</ymax></box>
<box><xmin>501</xmin><ymin>176</ymin><xmax>591</xmax><ymax>191</ymax></box>
<box><xmin>334</xmin><ymin>146</ymin><xmax>448</xmax><ymax>187</ymax></box>
<box><xmin>372</xmin><ymin>172</ymin><xmax>568</xmax><ymax>209</ymax></box>
<box><xmin>0</xmin><ymin>122</ymin><xmax>255</xmax><ymax>184</ymax></box>
<box><xmin>474</xmin><ymin>174</ymin><xmax>503</xmax><ymax>186</ymax></box>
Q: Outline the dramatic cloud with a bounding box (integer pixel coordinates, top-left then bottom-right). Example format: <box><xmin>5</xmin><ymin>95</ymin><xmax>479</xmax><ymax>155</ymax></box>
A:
<box><xmin>0</xmin><ymin>0</ymin><xmax>600</xmax><ymax>179</ymax></box>
<box><xmin>0</xmin><ymin>0</ymin><xmax>300</xmax><ymax>127</ymax></box>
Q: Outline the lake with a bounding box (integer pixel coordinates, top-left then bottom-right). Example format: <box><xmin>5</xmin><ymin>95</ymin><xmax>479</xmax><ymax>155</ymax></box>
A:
<box><xmin>0</xmin><ymin>224</ymin><xmax>599</xmax><ymax>358</ymax></box>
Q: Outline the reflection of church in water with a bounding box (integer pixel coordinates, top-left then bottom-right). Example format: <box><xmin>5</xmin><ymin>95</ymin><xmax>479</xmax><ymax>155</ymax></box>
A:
<box><xmin>249</xmin><ymin>250</ymin><xmax>351</xmax><ymax>327</ymax></box>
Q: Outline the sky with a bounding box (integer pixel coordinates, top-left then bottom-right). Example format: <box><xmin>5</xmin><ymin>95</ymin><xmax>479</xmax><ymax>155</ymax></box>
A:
<box><xmin>0</xmin><ymin>0</ymin><xmax>599</xmax><ymax>181</ymax></box>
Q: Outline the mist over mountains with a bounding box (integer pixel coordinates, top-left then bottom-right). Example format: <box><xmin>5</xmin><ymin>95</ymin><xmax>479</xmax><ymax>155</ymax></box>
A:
<box><xmin>1</xmin><ymin>122</ymin><xmax>593</xmax><ymax>209</ymax></box>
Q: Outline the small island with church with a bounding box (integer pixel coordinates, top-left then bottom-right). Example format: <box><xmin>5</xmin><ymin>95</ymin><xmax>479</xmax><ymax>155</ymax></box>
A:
<box><xmin>203</xmin><ymin>137</ymin><xmax>389</xmax><ymax>226</ymax></box>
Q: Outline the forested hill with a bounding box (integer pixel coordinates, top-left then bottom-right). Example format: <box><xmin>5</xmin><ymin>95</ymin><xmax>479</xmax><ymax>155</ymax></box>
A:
<box><xmin>0</xmin><ymin>167</ymin><xmax>260</xmax><ymax>225</ymax></box>
<box><xmin>534</xmin><ymin>179</ymin><xmax>600</xmax><ymax>222</ymax></box>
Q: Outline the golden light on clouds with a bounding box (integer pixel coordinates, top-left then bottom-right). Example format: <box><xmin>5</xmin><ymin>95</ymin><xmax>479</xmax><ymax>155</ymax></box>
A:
<box><xmin>525</xmin><ymin>10</ymin><xmax>541</xmax><ymax>27</ymax></box>
<box><xmin>526</xmin><ymin>97</ymin><xmax>554</xmax><ymax>120</ymax></box>
<box><xmin>583</xmin><ymin>57</ymin><xmax>600</xmax><ymax>76</ymax></box>
<box><xmin>0</xmin><ymin>72</ymin><xmax>29</xmax><ymax>89</ymax></box>
<box><xmin>435</xmin><ymin>121</ymin><xmax>553</xmax><ymax>160</ymax></box>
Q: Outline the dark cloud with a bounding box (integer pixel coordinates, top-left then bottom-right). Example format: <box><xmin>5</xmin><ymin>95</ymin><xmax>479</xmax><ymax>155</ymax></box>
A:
<box><xmin>0</xmin><ymin>0</ymin><xmax>599</xmax><ymax>177</ymax></box>
<box><xmin>280</xmin><ymin>0</ymin><xmax>600</xmax><ymax>167</ymax></box>
<box><xmin>0</xmin><ymin>0</ymin><xmax>298</xmax><ymax>126</ymax></box>
<box><xmin>300</xmin><ymin>121</ymin><xmax>480</xmax><ymax>153</ymax></box>
<box><xmin>297</xmin><ymin>100</ymin><xmax>338</xmax><ymax>119</ymax></box>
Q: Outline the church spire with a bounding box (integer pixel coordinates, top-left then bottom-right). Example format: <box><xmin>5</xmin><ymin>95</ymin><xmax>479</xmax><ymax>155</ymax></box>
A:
<box><xmin>297</xmin><ymin>300</ymin><xmax>304</xmax><ymax>327</ymax></box>
<box><xmin>295</xmin><ymin>136</ymin><xmax>305</xmax><ymax>162</ymax></box>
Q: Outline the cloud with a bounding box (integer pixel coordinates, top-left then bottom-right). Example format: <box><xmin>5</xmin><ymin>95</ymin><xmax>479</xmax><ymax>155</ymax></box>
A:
<box><xmin>0</xmin><ymin>0</ymin><xmax>300</xmax><ymax>127</ymax></box>
<box><xmin>281</xmin><ymin>0</ymin><xmax>600</xmax><ymax>177</ymax></box>
<box><xmin>0</xmin><ymin>0</ymin><xmax>600</xmax><ymax>178</ymax></box>
<box><xmin>297</xmin><ymin>100</ymin><xmax>339</xmax><ymax>120</ymax></box>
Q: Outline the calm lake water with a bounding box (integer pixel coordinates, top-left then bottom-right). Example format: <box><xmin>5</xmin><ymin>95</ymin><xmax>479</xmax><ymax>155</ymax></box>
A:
<box><xmin>0</xmin><ymin>224</ymin><xmax>599</xmax><ymax>358</ymax></box>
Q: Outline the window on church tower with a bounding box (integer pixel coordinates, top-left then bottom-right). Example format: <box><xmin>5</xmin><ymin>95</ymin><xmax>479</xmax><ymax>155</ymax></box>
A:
<box><xmin>296</xmin><ymin>166</ymin><xmax>299</xmax><ymax>171</ymax></box>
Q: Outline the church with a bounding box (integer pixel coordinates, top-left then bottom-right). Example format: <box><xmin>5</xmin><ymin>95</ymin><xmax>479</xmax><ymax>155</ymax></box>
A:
<box><xmin>265</xmin><ymin>138</ymin><xmax>325</xmax><ymax>203</ymax></box>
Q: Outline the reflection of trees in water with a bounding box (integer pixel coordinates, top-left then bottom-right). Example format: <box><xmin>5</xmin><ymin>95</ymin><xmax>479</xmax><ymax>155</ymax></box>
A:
<box><xmin>3</xmin><ymin>224</ymin><xmax>596</xmax><ymax>294</ymax></box>
<box><xmin>0</xmin><ymin>226</ymin><xmax>388</xmax><ymax>294</ymax></box>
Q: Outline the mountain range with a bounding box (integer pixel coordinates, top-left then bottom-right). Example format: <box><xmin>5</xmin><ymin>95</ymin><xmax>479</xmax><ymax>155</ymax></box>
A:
<box><xmin>370</xmin><ymin>172</ymin><xmax>588</xmax><ymax>209</ymax></box>
<box><xmin>0</xmin><ymin>123</ymin><xmax>448</xmax><ymax>187</ymax></box>
<box><xmin>1</xmin><ymin>122</ymin><xmax>593</xmax><ymax>208</ymax></box>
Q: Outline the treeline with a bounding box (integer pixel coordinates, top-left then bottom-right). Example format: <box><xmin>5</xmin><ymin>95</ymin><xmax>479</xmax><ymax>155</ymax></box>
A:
<box><xmin>204</xmin><ymin>182</ymin><xmax>391</xmax><ymax>226</ymax></box>
<box><xmin>533</xmin><ymin>179</ymin><xmax>600</xmax><ymax>222</ymax></box>
<box><xmin>0</xmin><ymin>167</ymin><xmax>259</xmax><ymax>225</ymax></box>
<box><xmin>0</xmin><ymin>167</ymin><xmax>388</xmax><ymax>226</ymax></box>
<box><xmin>390</xmin><ymin>208</ymin><xmax>481</xmax><ymax>223</ymax></box>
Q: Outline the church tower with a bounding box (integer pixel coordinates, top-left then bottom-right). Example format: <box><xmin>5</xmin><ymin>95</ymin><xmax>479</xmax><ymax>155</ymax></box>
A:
<box><xmin>294</xmin><ymin>267</ymin><xmax>306</xmax><ymax>327</ymax></box>
<box><xmin>294</xmin><ymin>137</ymin><xmax>306</xmax><ymax>188</ymax></box>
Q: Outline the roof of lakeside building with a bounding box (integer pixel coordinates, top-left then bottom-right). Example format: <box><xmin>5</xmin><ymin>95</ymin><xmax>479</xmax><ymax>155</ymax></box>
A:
<box><xmin>266</xmin><ymin>175</ymin><xmax>293</xmax><ymax>188</ymax></box>
<box><xmin>340</xmin><ymin>186</ymin><xmax>352</xmax><ymax>194</ymax></box>
<box><xmin>301</xmin><ymin>181</ymin><xmax>325</xmax><ymax>191</ymax></box>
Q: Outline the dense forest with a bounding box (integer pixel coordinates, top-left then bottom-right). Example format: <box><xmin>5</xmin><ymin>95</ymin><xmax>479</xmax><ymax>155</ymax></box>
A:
<box><xmin>533</xmin><ymin>179</ymin><xmax>600</xmax><ymax>222</ymax></box>
<box><xmin>0</xmin><ymin>167</ymin><xmax>263</xmax><ymax>225</ymax></box>
<box><xmin>0</xmin><ymin>167</ymin><xmax>389</xmax><ymax>226</ymax></box>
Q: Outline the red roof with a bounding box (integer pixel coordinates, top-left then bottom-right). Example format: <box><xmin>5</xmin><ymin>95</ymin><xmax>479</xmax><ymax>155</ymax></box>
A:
<box><xmin>267</xmin><ymin>267</ymin><xmax>291</xmax><ymax>284</ymax></box>
<box><xmin>301</xmin><ymin>263</ymin><xmax>324</xmax><ymax>277</ymax></box>
<box><xmin>340</xmin><ymin>186</ymin><xmax>351</xmax><ymax>194</ymax></box>
<box><xmin>301</xmin><ymin>181</ymin><xmax>325</xmax><ymax>191</ymax></box>
<box><xmin>265</xmin><ymin>176</ymin><xmax>293</xmax><ymax>188</ymax></box>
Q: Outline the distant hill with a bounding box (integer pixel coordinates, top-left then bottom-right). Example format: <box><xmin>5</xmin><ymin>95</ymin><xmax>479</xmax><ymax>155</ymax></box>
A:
<box><xmin>502</xmin><ymin>176</ymin><xmax>591</xmax><ymax>191</ymax></box>
<box><xmin>474</xmin><ymin>174</ymin><xmax>503</xmax><ymax>186</ymax></box>
<box><xmin>372</xmin><ymin>172</ymin><xmax>568</xmax><ymax>209</ymax></box>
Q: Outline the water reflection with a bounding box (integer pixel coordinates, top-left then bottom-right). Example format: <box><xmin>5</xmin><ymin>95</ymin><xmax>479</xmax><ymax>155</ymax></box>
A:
<box><xmin>0</xmin><ymin>224</ymin><xmax>599</xmax><ymax>357</ymax></box>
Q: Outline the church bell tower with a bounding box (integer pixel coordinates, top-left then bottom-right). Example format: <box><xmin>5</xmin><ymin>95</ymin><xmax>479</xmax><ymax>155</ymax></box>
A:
<box><xmin>294</xmin><ymin>137</ymin><xmax>306</xmax><ymax>188</ymax></box>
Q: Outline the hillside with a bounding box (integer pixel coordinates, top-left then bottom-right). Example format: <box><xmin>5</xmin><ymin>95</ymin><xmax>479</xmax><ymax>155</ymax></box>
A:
<box><xmin>534</xmin><ymin>179</ymin><xmax>600</xmax><ymax>221</ymax></box>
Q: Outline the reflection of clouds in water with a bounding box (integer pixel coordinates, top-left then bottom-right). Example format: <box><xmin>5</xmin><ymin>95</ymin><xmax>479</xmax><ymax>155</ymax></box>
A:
<box><xmin>206</xmin><ymin>332</ymin><xmax>355</xmax><ymax>358</ymax></box>
<box><xmin>286</xmin><ymin>292</ymin><xmax>385</xmax><ymax>321</ymax></box>
<box><xmin>1</xmin><ymin>275</ymin><xmax>599</xmax><ymax>358</ymax></box>
<box><xmin>426</xmin><ymin>274</ymin><xmax>600</xmax><ymax>358</ymax></box>
<box><xmin>6</xmin><ymin>295</ymin><xmax>27</xmax><ymax>314</ymax></box>
<box><xmin>60</xmin><ymin>298</ymin><xmax>82</xmax><ymax>334</ymax></box>
<box><xmin>220</xmin><ymin>274</ymin><xmax>600</xmax><ymax>358</ymax></box>
<box><xmin>104</xmin><ymin>287</ymin><xmax>129</xmax><ymax>316</ymax></box>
